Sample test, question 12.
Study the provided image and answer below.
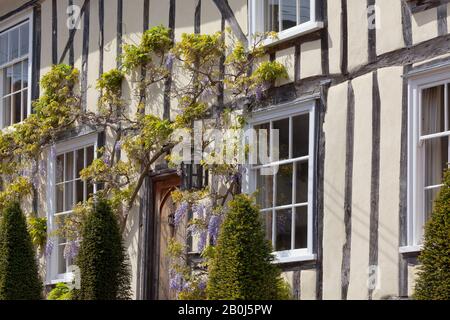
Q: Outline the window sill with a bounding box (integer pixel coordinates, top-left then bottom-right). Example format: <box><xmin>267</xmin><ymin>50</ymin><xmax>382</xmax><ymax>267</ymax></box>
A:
<box><xmin>399</xmin><ymin>245</ymin><xmax>423</xmax><ymax>254</ymax></box>
<box><xmin>262</xmin><ymin>21</ymin><xmax>324</xmax><ymax>47</ymax></box>
<box><xmin>273</xmin><ymin>252</ymin><xmax>316</xmax><ymax>264</ymax></box>
<box><xmin>47</xmin><ymin>272</ymin><xmax>74</xmax><ymax>286</ymax></box>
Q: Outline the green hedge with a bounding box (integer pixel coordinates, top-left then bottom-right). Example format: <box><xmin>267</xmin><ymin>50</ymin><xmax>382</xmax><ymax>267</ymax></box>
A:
<box><xmin>207</xmin><ymin>194</ymin><xmax>290</xmax><ymax>300</ymax></box>
<box><xmin>75</xmin><ymin>199</ymin><xmax>131</xmax><ymax>300</ymax></box>
<box><xmin>415</xmin><ymin>171</ymin><xmax>450</xmax><ymax>300</ymax></box>
<box><xmin>0</xmin><ymin>202</ymin><xmax>42</xmax><ymax>300</ymax></box>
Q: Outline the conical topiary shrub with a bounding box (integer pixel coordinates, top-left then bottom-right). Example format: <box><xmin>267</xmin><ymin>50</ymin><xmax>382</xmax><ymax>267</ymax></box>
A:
<box><xmin>207</xmin><ymin>194</ymin><xmax>290</xmax><ymax>300</ymax></box>
<box><xmin>414</xmin><ymin>170</ymin><xmax>450</xmax><ymax>300</ymax></box>
<box><xmin>0</xmin><ymin>202</ymin><xmax>42</xmax><ymax>300</ymax></box>
<box><xmin>75</xmin><ymin>199</ymin><xmax>131</xmax><ymax>300</ymax></box>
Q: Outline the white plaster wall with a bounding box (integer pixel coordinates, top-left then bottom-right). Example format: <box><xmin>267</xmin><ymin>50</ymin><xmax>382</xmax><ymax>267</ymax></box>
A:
<box><xmin>0</xmin><ymin>0</ymin><xmax>29</xmax><ymax>17</ymax></box>
<box><xmin>327</xmin><ymin>0</ymin><xmax>341</xmax><ymax>74</ymax></box>
<box><xmin>300</xmin><ymin>270</ymin><xmax>317</xmax><ymax>300</ymax></box>
<box><xmin>347</xmin><ymin>73</ymin><xmax>372</xmax><ymax>300</ymax></box>
<box><xmin>300</xmin><ymin>39</ymin><xmax>322</xmax><ymax>79</ymax></box>
<box><xmin>40</xmin><ymin>0</ymin><xmax>53</xmax><ymax>79</ymax></box>
<box><xmin>86</xmin><ymin>0</ymin><xmax>100</xmax><ymax>113</ymax></box>
<box><xmin>322</xmin><ymin>81</ymin><xmax>348</xmax><ymax>300</ymax></box>
<box><xmin>201</xmin><ymin>0</ymin><xmax>222</xmax><ymax>34</ymax></box>
<box><xmin>376</xmin><ymin>0</ymin><xmax>404</xmax><ymax>55</ymax></box>
<box><xmin>275</xmin><ymin>47</ymin><xmax>295</xmax><ymax>86</ymax></box>
<box><xmin>374</xmin><ymin>66</ymin><xmax>403</xmax><ymax>299</ymax></box>
<box><xmin>347</xmin><ymin>0</ymin><xmax>369</xmax><ymax>72</ymax></box>
<box><xmin>412</xmin><ymin>8</ymin><xmax>438</xmax><ymax>45</ymax></box>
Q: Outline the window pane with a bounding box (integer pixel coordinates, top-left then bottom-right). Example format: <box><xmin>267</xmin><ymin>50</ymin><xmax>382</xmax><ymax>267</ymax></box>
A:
<box><xmin>424</xmin><ymin>187</ymin><xmax>441</xmax><ymax>224</ymax></box>
<box><xmin>255</xmin><ymin>123</ymin><xmax>270</xmax><ymax>165</ymax></box>
<box><xmin>273</xmin><ymin>118</ymin><xmax>289</xmax><ymax>160</ymax></box>
<box><xmin>19</xmin><ymin>23</ymin><xmax>29</xmax><ymax>56</ymax></box>
<box><xmin>22</xmin><ymin>60</ymin><xmax>28</xmax><ymax>88</ymax></box>
<box><xmin>299</xmin><ymin>0</ymin><xmax>311</xmax><ymax>24</ymax></box>
<box><xmin>424</xmin><ymin>136</ymin><xmax>448</xmax><ymax>187</ymax></box>
<box><xmin>256</xmin><ymin>169</ymin><xmax>273</xmax><ymax>209</ymax></box>
<box><xmin>58</xmin><ymin>244</ymin><xmax>67</xmax><ymax>274</ymax></box>
<box><xmin>86</xmin><ymin>146</ymin><xmax>94</xmax><ymax>166</ymax></box>
<box><xmin>265</xmin><ymin>0</ymin><xmax>280</xmax><ymax>32</ymax></box>
<box><xmin>281</xmin><ymin>0</ymin><xmax>297</xmax><ymax>30</ymax></box>
<box><xmin>276</xmin><ymin>164</ymin><xmax>293</xmax><ymax>206</ymax></box>
<box><xmin>275</xmin><ymin>209</ymin><xmax>292</xmax><ymax>251</ymax></box>
<box><xmin>76</xmin><ymin>148</ymin><xmax>85</xmax><ymax>178</ymax></box>
<box><xmin>76</xmin><ymin>180</ymin><xmax>84</xmax><ymax>204</ymax></box>
<box><xmin>262</xmin><ymin>211</ymin><xmax>273</xmax><ymax>244</ymax></box>
<box><xmin>12</xmin><ymin>63</ymin><xmax>21</xmax><ymax>92</ymax></box>
<box><xmin>422</xmin><ymin>85</ymin><xmax>445</xmax><ymax>136</ymax></box>
<box><xmin>12</xmin><ymin>92</ymin><xmax>21</xmax><ymax>124</ymax></box>
<box><xmin>292</xmin><ymin>114</ymin><xmax>309</xmax><ymax>158</ymax></box>
<box><xmin>3</xmin><ymin>66</ymin><xmax>12</xmax><ymax>95</ymax></box>
<box><xmin>56</xmin><ymin>184</ymin><xmax>64</xmax><ymax>213</ymax></box>
<box><xmin>3</xmin><ymin>96</ymin><xmax>11</xmax><ymax>127</ymax></box>
<box><xmin>56</xmin><ymin>154</ymin><xmax>64</xmax><ymax>183</ymax></box>
<box><xmin>22</xmin><ymin>89</ymin><xmax>28</xmax><ymax>119</ymax></box>
<box><xmin>64</xmin><ymin>181</ymin><xmax>73</xmax><ymax>211</ymax></box>
<box><xmin>9</xmin><ymin>28</ymin><xmax>19</xmax><ymax>60</ymax></box>
<box><xmin>65</xmin><ymin>152</ymin><xmax>74</xmax><ymax>181</ymax></box>
<box><xmin>295</xmin><ymin>161</ymin><xmax>308</xmax><ymax>203</ymax></box>
<box><xmin>0</xmin><ymin>33</ymin><xmax>7</xmax><ymax>65</ymax></box>
<box><xmin>295</xmin><ymin>206</ymin><xmax>308</xmax><ymax>249</ymax></box>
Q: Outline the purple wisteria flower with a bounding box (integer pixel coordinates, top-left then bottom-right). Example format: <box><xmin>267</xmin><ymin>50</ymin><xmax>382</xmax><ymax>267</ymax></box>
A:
<box><xmin>102</xmin><ymin>154</ymin><xmax>111</xmax><ymax>166</ymax></box>
<box><xmin>169</xmin><ymin>270</ymin><xmax>184</xmax><ymax>292</ymax></box>
<box><xmin>115</xmin><ymin>141</ymin><xmax>122</xmax><ymax>154</ymax></box>
<box><xmin>174</xmin><ymin>201</ymin><xmax>189</xmax><ymax>227</ymax></box>
<box><xmin>63</xmin><ymin>240</ymin><xmax>80</xmax><ymax>260</ymax></box>
<box><xmin>192</xmin><ymin>203</ymin><xmax>205</xmax><ymax>219</ymax></box>
<box><xmin>39</xmin><ymin>160</ymin><xmax>47</xmax><ymax>176</ymax></box>
<box><xmin>198</xmin><ymin>231</ymin><xmax>207</xmax><ymax>252</ymax></box>
<box><xmin>166</xmin><ymin>53</ymin><xmax>175</xmax><ymax>69</ymax></box>
<box><xmin>198</xmin><ymin>280</ymin><xmax>207</xmax><ymax>291</ymax></box>
<box><xmin>208</xmin><ymin>215</ymin><xmax>222</xmax><ymax>245</ymax></box>
<box><xmin>45</xmin><ymin>239</ymin><xmax>54</xmax><ymax>258</ymax></box>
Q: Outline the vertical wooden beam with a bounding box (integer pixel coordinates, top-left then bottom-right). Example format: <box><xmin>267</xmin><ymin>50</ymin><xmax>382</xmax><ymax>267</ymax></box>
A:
<box><xmin>294</xmin><ymin>44</ymin><xmax>301</xmax><ymax>82</ymax></box>
<box><xmin>368</xmin><ymin>71</ymin><xmax>381</xmax><ymax>300</ymax></box>
<box><xmin>367</xmin><ymin>0</ymin><xmax>377</xmax><ymax>63</ymax></box>
<box><xmin>320</xmin><ymin>0</ymin><xmax>329</xmax><ymax>75</ymax></box>
<box><xmin>52</xmin><ymin>0</ymin><xmax>58</xmax><ymax>65</ymax></box>
<box><xmin>212</xmin><ymin>0</ymin><xmax>247</xmax><ymax>46</ymax></box>
<box><xmin>341</xmin><ymin>80</ymin><xmax>355</xmax><ymax>300</ymax></box>
<box><xmin>116</xmin><ymin>0</ymin><xmax>123</xmax><ymax>68</ymax></box>
<box><xmin>399</xmin><ymin>64</ymin><xmax>411</xmax><ymax>298</ymax></box>
<box><xmin>69</xmin><ymin>0</ymin><xmax>74</xmax><ymax>67</ymax></box>
<box><xmin>144</xmin><ymin>0</ymin><xmax>150</xmax><ymax>31</ymax></box>
<box><xmin>163</xmin><ymin>0</ymin><xmax>176</xmax><ymax>120</ymax></box>
<box><xmin>341</xmin><ymin>0</ymin><xmax>348</xmax><ymax>75</ymax></box>
<box><xmin>99</xmin><ymin>0</ymin><xmax>104</xmax><ymax>76</ymax></box>
<box><xmin>31</xmin><ymin>4</ymin><xmax>41</xmax><ymax>102</ymax></box>
<box><xmin>401</xmin><ymin>0</ymin><xmax>413</xmax><ymax>47</ymax></box>
<box><xmin>81</xmin><ymin>0</ymin><xmax>90</xmax><ymax>111</ymax></box>
<box><xmin>437</xmin><ymin>3</ymin><xmax>448</xmax><ymax>36</ymax></box>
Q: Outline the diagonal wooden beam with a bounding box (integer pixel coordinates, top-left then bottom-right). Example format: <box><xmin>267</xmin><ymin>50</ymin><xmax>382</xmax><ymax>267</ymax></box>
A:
<box><xmin>212</xmin><ymin>0</ymin><xmax>247</xmax><ymax>46</ymax></box>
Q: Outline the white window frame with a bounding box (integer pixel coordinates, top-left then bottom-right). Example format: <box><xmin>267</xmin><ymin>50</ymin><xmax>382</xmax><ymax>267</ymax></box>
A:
<box><xmin>46</xmin><ymin>134</ymin><xmax>98</xmax><ymax>284</ymax></box>
<box><xmin>405</xmin><ymin>66</ymin><xmax>450</xmax><ymax>253</ymax></box>
<box><xmin>249</xmin><ymin>0</ymin><xmax>324</xmax><ymax>47</ymax></box>
<box><xmin>243</xmin><ymin>98</ymin><xmax>316</xmax><ymax>263</ymax></box>
<box><xmin>0</xmin><ymin>11</ymin><xmax>33</xmax><ymax>129</ymax></box>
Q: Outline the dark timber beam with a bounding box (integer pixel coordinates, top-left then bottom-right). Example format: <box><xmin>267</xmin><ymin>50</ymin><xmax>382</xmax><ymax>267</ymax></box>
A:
<box><xmin>212</xmin><ymin>0</ymin><xmax>247</xmax><ymax>46</ymax></box>
<box><xmin>52</xmin><ymin>0</ymin><xmax>57</xmax><ymax>65</ymax></box>
<box><xmin>368</xmin><ymin>71</ymin><xmax>381</xmax><ymax>300</ymax></box>
<box><xmin>59</xmin><ymin>0</ymin><xmax>88</xmax><ymax>64</ymax></box>
<box><xmin>81</xmin><ymin>0</ymin><xmax>90</xmax><ymax>111</ymax></box>
<box><xmin>341</xmin><ymin>80</ymin><xmax>354</xmax><ymax>300</ymax></box>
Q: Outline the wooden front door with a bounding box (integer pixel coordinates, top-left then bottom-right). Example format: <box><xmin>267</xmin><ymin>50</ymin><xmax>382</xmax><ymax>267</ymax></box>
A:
<box><xmin>153</xmin><ymin>174</ymin><xmax>180</xmax><ymax>300</ymax></box>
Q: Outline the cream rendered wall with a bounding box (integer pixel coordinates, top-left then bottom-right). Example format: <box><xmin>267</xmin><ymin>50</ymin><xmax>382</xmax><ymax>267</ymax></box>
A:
<box><xmin>347</xmin><ymin>73</ymin><xmax>372</xmax><ymax>300</ymax></box>
<box><xmin>148</xmin><ymin>0</ymin><xmax>169</xmax><ymax>27</ymax></box>
<box><xmin>376</xmin><ymin>0</ymin><xmax>404</xmax><ymax>55</ymax></box>
<box><xmin>300</xmin><ymin>270</ymin><xmax>317</xmax><ymax>300</ymax></box>
<box><xmin>40</xmin><ymin>0</ymin><xmax>53</xmax><ymax>80</ymax></box>
<box><xmin>275</xmin><ymin>47</ymin><xmax>295</xmax><ymax>86</ymax></box>
<box><xmin>327</xmin><ymin>0</ymin><xmax>341</xmax><ymax>74</ymax></box>
<box><xmin>0</xmin><ymin>0</ymin><xmax>29</xmax><ymax>16</ymax></box>
<box><xmin>57</xmin><ymin>0</ymin><xmax>70</xmax><ymax>65</ymax></box>
<box><xmin>300</xmin><ymin>39</ymin><xmax>322</xmax><ymax>79</ymax></box>
<box><xmin>347</xmin><ymin>0</ymin><xmax>368</xmax><ymax>72</ymax></box>
<box><xmin>86</xmin><ymin>0</ymin><xmax>100</xmax><ymax>112</ymax></box>
<box><xmin>201</xmin><ymin>0</ymin><xmax>222</xmax><ymax>34</ymax></box>
<box><xmin>102</xmin><ymin>1</ymin><xmax>117</xmax><ymax>72</ymax></box>
<box><xmin>73</xmin><ymin>0</ymin><xmax>84</xmax><ymax>74</ymax></box>
<box><xmin>174</xmin><ymin>0</ymin><xmax>195</xmax><ymax>41</ymax></box>
<box><xmin>374</xmin><ymin>66</ymin><xmax>402</xmax><ymax>299</ymax></box>
<box><xmin>322</xmin><ymin>81</ymin><xmax>348</xmax><ymax>300</ymax></box>
<box><xmin>411</xmin><ymin>8</ymin><xmax>438</xmax><ymax>45</ymax></box>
